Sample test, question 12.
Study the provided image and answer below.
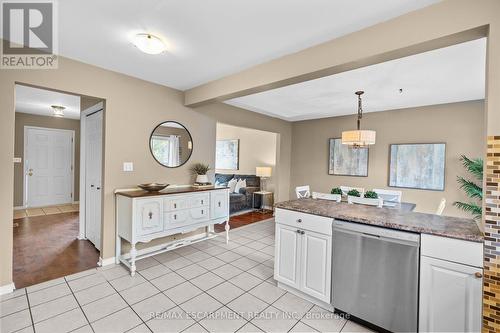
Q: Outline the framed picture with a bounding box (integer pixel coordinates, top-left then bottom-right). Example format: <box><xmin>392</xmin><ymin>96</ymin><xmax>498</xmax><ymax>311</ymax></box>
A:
<box><xmin>216</xmin><ymin>139</ymin><xmax>239</xmax><ymax>170</ymax></box>
<box><xmin>328</xmin><ymin>138</ymin><xmax>369</xmax><ymax>177</ymax></box>
<box><xmin>389</xmin><ymin>143</ymin><xmax>446</xmax><ymax>191</ymax></box>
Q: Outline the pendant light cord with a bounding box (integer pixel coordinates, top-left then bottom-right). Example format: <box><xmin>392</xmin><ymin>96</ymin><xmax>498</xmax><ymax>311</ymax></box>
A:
<box><xmin>356</xmin><ymin>91</ymin><xmax>364</xmax><ymax>130</ymax></box>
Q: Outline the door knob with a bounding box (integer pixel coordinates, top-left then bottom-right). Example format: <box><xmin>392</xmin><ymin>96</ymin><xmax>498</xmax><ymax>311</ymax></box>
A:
<box><xmin>475</xmin><ymin>272</ymin><xmax>483</xmax><ymax>278</ymax></box>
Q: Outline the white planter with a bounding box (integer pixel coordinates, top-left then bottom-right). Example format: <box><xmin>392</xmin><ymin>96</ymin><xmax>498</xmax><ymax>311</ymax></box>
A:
<box><xmin>312</xmin><ymin>192</ymin><xmax>341</xmax><ymax>202</ymax></box>
<box><xmin>347</xmin><ymin>196</ymin><xmax>383</xmax><ymax>207</ymax></box>
<box><xmin>196</xmin><ymin>174</ymin><xmax>209</xmax><ymax>183</ymax></box>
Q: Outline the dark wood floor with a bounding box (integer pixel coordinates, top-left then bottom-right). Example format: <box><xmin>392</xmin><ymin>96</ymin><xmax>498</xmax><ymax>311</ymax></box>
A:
<box><xmin>214</xmin><ymin>210</ymin><xmax>274</xmax><ymax>233</ymax></box>
<box><xmin>13</xmin><ymin>212</ymin><xmax>99</xmax><ymax>288</ymax></box>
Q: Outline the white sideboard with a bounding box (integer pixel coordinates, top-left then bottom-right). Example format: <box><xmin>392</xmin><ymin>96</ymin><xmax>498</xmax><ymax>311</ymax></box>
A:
<box><xmin>116</xmin><ymin>187</ymin><xmax>230</xmax><ymax>275</ymax></box>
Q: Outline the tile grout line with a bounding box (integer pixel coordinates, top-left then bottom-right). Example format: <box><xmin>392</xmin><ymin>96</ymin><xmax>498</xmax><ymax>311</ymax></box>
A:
<box><xmin>64</xmin><ymin>277</ymin><xmax>96</xmax><ymax>333</ymax></box>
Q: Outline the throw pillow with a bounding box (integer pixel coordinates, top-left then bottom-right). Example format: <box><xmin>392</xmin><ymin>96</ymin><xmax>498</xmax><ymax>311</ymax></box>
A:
<box><xmin>234</xmin><ymin>178</ymin><xmax>245</xmax><ymax>193</ymax></box>
<box><xmin>228</xmin><ymin>178</ymin><xmax>237</xmax><ymax>193</ymax></box>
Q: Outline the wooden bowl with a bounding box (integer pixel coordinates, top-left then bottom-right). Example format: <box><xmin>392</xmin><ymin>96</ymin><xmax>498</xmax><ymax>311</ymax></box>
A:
<box><xmin>137</xmin><ymin>183</ymin><xmax>169</xmax><ymax>192</ymax></box>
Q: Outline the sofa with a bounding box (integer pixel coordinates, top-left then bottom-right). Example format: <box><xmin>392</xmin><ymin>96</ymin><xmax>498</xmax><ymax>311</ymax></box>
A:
<box><xmin>215</xmin><ymin>173</ymin><xmax>261</xmax><ymax>214</ymax></box>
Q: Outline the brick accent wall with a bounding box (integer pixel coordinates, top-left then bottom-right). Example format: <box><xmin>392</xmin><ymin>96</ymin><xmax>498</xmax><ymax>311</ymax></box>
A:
<box><xmin>483</xmin><ymin>136</ymin><xmax>500</xmax><ymax>332</ymax></box>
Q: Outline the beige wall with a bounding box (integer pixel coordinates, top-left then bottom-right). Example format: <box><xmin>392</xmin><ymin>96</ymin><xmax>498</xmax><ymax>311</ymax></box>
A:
<box><xmin>13</xmin><ymin>112</ymin><xmax>81</xmax><ymax>207</ymax></box>
<box><xmin>216</xmin><ymin>123</ymin><xmax>277</xmax><ymax>191</ymax></box>
<box><xmin>291</xmin><ymin>101</ymin><xmax>485</xmax><ymax>217</ymax></box>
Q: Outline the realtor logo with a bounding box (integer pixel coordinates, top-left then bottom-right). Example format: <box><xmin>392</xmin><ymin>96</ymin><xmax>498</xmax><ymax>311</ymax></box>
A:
<box><xmin>1</xmin><ymin>0</ymin><xmax>58</xmax><ymax>69</ymax></box>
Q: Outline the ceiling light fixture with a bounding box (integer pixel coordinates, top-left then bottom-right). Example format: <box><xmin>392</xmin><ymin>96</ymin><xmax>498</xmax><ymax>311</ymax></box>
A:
<box><xmin>341</xmin><ymin>91</ymin><xmax>376</xmax><ymax>148</ymax></box>
<box><xmin>133</xmin><ymin>33</ymin><xmax>166</xmax><ymax>55</ymax></box>
<box><xmin>51</xmin><ymin>105</ymin><xmax>66</xmax><ymax>117</ymax></box>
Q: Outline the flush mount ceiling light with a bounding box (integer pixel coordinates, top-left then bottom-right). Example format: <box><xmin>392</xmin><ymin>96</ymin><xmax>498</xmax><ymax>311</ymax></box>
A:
<box><xmin>133</xmin><ymin>33</ymin><xmax>166</xmax><ymax>55</ymax></box>
<box><xmin>341</xmin><ymin>91</ymin><xmax>376</xmax><ymax>148</ymax></box>
<box><xmin>51</xmin><ymin>105</ymin><xmax>66</xmax><ymax>117</ymax></box>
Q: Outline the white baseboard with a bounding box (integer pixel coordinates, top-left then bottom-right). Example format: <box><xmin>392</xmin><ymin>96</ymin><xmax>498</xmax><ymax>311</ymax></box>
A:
<box><xmin>14</xmin><ymin>206</ymin><xmax>26</xmax><ymax>211</ymax></box>
<box><xmin>77</xmin><ymin>235</ymin><xmax>87</xmax><ymax>240</ymax></box>
<box><xmin>98</xmin><ymin>257</ymin><xmax>116</xmax><ymax>267</ymax></box>
<box><xmin>73</xmin><ymin>201</ymin><xmax>79</xmax><ymax>204</ymax></box>
<box><xmin>0</xmin><ymin>283</ymin><xmax>15</xmax><ymax>296</ymax></box>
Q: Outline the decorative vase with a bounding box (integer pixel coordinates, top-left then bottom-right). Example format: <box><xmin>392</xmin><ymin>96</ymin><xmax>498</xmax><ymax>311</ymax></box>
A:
<box><xmin>196</xmin><ymin>174</ymin><xmax>208</xmax><ymax>183</ymax></box>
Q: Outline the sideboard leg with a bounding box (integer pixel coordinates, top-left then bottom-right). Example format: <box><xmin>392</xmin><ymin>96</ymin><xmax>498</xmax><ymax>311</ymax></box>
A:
<box><xmin>130</xmin><ymin>243</ymin><xmax>137</xmax><ymax>276</ymax></box>
<box><xmin>225</xmin><ymin>220</ymin><xmax>230</xmax><ymax>244</ymax></box>
<box><xmin>115</xmin><ymin>235</ymin><xmax>121</xmax><ymax>264</ymax></box>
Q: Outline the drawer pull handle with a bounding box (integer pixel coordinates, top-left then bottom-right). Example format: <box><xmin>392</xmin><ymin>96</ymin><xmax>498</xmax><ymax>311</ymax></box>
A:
<box><xmin>174</xmin><ymin>214</ymin><xmax>177</xmax><ymax>220</ymax></box>
<box><xmin>148</xmin><ymin>212</ymin><xmax>153</xmax><ymax>219</ymax></box>
<box><xmin>201</xmin><ymin>200</ymin><xmax>204</xmax><ymax>204</ymax></box>
<box><xmin>475</xmin><ymin>272</ymin><xmax>483</xmax><ymax>278</ymax></box>
<box><xmin>297</xmin><ymin>219</ymin><xmax>302</xmax><ymax>223</ymax></box>
<box><xmin>174</xmin><ymin>203</ymin><xmax>177</xmax><ymax>208</ymax></box>
<box><xmin>218</xmin><ymin>201</ymin><xmax>221</xmax><ymax>207</ymax></box>
<box><xmin>201</xmin><ymin>209</ymin><xmax>204</xmax><ymax>214</ymax></box>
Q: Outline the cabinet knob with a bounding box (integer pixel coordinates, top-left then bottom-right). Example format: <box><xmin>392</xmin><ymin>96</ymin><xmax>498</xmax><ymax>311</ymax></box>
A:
<box><xmin>201</xmin><ymin>200</ymin><xmax>204</xmax><ymax>204</ymax></box>
<box><xmin>296</xmin><ymin>229</ymin><xmax>301</xmax><ymax>234</ymax></box>
<box><xmin>218</xmin><ymin>201</ymin><xmax>221</xmax><ymax>207</ymax></box>
<box><xmin>148</xmin><ymin>212</ymin><xmax>153</xmax><ymax>219</ymax></box>
<box><xmin>174</xmin><ymin>214</ymin><xmax>177</xmax><ymax>220</ymax></box>
<box><xmin>174</xmin><ymin>203</ymin><xmax>177</xmax><ymax>208</ymax></box>
<box><xmin>201</xmin><ymin>209</ymin><xmax>204</xmax><ymax>214</ymax></box>
<box><xmin>297</xmin><ymin>219</ymin><xmax>302</xmax><ymax>223</ymax></box>
<box><xmin>475</xmin><ymin>272</ymin><xmax>483</xmax><ymax>278</ymax></box>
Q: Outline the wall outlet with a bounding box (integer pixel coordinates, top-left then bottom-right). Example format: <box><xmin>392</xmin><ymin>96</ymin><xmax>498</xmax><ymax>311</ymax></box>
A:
<box><xmin>123</xmin><ymin>162</ymin><xmax>134</xmax><ymax>172</ymax></box>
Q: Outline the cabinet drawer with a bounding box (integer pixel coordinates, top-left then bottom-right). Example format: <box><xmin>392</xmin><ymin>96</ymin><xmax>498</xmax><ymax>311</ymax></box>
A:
<box><xmin>189</xmin><ymin>194</ymin><xmax>209</xmax><ymax>208</ymax></box>
<box><xmin>275</xmin><ymin>208</ymin><xmax>332</xmax><ymax>235</ymax></box>
<box><xmin>421</xmin><ymin>234</ymin><xmax>483</xmax><ymax>267</ymax></box>
<box><xmin>169</xmin><ymin>197</ymin><xmax>188</xmax><ymax>211</ymax></box>
<box><xmin>190</xmin><ymin>207</ymin><xmax>209</xmax><ymax>221</ymax></box>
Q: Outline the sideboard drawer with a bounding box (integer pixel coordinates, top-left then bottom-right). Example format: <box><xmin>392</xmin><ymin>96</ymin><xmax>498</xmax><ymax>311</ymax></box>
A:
<box><xmin>189</xmin><ymin>194</ymin><xmax>210</xmax><ymax>208</ymax></box>
<box><xmin>275</xmin><ymin>208</ymin><xmax>332</xmax><ymax>236</ymax></box>
<box><xmin>169</xmin><ymin>197</ymin><xmax>188</xmax><ymax>211</ymax></box>
<box><xmin>190</xmin><ymin>206</ymin><xmax>209</xmax><ymax>222</ymax></box>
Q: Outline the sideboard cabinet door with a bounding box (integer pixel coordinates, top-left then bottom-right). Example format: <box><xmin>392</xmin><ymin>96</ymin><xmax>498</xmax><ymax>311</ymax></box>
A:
<box><xmin>136</xmin><ymin>199</ymin><xmax>163</xmax><ymax>236</ymax></box>
<box><xmin>211</xmin><ymin>191</ymin><xmax>228</xmax><ymax>219</ymax></box>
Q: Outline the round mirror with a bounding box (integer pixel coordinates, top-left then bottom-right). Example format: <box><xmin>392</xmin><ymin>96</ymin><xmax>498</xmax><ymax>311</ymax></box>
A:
<box><xmin>149</xmin><ymin>121</ymin><xmax>193</xmax><ymax>168</ymax></box>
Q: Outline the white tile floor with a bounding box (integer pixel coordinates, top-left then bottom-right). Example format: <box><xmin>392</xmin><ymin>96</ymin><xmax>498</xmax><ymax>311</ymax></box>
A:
<box><xmin>0</xmin><ymin>219</ymin><xmax>374</xmax><ymax>333</ymax></box>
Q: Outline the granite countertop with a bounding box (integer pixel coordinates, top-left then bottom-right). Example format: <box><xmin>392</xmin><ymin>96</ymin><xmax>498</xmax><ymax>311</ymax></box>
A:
<box><xmin>275</xmin><ymin>198</ymin><xmax>483</xmax><ymax>243</ymax></box>
<box><xmin>116</xmin><ymin>185</ymin><xmax>228</xmax><ymax>198</ymax></box>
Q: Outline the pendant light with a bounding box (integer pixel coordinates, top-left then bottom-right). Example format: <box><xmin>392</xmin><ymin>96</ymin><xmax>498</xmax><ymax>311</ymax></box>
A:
<box><xmin>341</xmin><ymin>91</ymin><xmax>376</xmax><ymax>148</ymax></box>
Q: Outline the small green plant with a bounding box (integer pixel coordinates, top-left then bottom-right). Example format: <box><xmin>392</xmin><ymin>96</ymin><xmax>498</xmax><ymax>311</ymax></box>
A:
<box><xmin>347</xmin><ymin>189</ymin><xmax>361</xmax><ymax>197</ymax></box>
<box><xmin>364</xmin><ymin>191</ymin><xmax>378</xmax><ymax>199</ymax></box>
<box><xmin>190</xmin><ymin>163</ymin><xmax>210</xmax><ymax>175</ymax></box>
<box><xmin>331</xmin><ymin>187</ymin><xmax>342</xmax><ymax>195</ymax></box>
<box><xmin>453</xmin><ymin>155</ymin><xmax>483</xmax><ymax>219</ymax></box>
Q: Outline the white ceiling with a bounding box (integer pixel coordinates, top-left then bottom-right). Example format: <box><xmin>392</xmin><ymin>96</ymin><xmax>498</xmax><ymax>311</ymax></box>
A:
<box><xmin>225</xmin><ymin>38</ymin><xmax>486</xmax><ymax>121</ymax></box>
<box><xmin>58</xmin><ymin>0</ymin><xmax>439</xmax><ymax>90</ymax></box>
<box><xmin>15</xmin><ymin>85</ymin><xmax>81</xmax><ymax>120</ymax></box>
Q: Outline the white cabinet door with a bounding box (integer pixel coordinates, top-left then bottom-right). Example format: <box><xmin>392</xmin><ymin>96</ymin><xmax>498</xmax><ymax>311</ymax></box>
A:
<box><xmin>300</xmin><ymin>230</ymin><xmax>331</xmax><ymax>303</ymax></box>
<box><xmin>211</xmin><ymin>191</ymin><xmax>228</xmax><ymax>219</ymax></box>
<box><xmin>419</xmin><ymin>256</ymin><xmax>482</xmax><ymax>333</ymax></box>
<box><xmin>274</xmin><ymin>224</ymin><xmax>301</xmax><ymax>289</ymax></box>
<box><xmin>136</xmin><ymin>199</ymin><xmax>163</xmax><ymax>236</ymax></box>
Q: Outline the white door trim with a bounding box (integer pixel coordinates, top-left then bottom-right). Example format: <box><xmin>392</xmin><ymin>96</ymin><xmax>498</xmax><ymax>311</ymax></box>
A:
<box><xmin>79</xmin><ymin>102</ymin><xmax>104</xmax><ymax>247</ymax></box>
<box><xmin>23</xmin><ymin>126</ymin><xmax>75</xmax><ymax>208</ymax></box>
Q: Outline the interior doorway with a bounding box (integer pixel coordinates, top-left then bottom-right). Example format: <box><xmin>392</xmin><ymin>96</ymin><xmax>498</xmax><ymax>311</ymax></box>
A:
<box><xmin>12</xmin><ymin>83</ymin><xmax>104</xmax><ymax>288</ymax></box>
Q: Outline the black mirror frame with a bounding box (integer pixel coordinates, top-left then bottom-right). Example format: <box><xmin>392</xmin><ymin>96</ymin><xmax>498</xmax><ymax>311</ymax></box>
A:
<box><xmin>149</xmin><ymin>120</ymin><xmax>193</xmax><ymax>168</ymax></box>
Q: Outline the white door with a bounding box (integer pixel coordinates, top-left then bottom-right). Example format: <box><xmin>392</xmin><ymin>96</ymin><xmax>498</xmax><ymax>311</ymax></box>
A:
<box><xmin>85</xmin><ymin>111</ymin><xmax>103</xmax><ymax>250</ymax></box>
<box><xmin>300</xmin><ymin>230</ymin><xmax>332</xmax><ymax>303</ymax></box>
<box><xmin>25</xmin><ymin>127</ymin><xmax>74</xmax><ymax>207</ymax></box>
<box><xmin>419</xmin><ymin>256</ymin><xmax>483</xmax><ymax>333</ymax></box>
<box><xmin>274</xmin><ymin>224</ymin><xmax>301</xmax><ymax>289</ymax></box>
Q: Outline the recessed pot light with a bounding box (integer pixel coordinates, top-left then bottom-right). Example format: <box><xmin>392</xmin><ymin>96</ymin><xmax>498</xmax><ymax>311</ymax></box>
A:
<box><xmin>133</xmin><ymin>33</ymin><xmax>166</xmax><ymax>55</ymax></box>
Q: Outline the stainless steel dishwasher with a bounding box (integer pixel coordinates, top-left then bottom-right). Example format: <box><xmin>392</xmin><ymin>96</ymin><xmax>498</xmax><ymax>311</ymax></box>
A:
<box><xmin>332</xmin><ymin>220</ymin><xmax>420</xmax><ymax>333</ymax></box>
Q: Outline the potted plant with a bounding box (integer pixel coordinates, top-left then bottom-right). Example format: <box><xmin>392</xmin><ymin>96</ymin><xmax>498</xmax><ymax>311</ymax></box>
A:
<box><xmin>348</xmin><ymin>189</ymin><xmax>382</xmax><ymax>207</ymax></box>
<box><xmin>453</xmin><ymin>155</ymin><xmax>483</xmax><ymax>220</ymax></box>
<box><xmin>190</xmin><ymin>163</ymin><xmax>210</xmax><ymax>184</ymax></box>
<box><xmin>331</xmin><ymin>187</ymin><xmax>342</xmax><ymax>195</ymax></box>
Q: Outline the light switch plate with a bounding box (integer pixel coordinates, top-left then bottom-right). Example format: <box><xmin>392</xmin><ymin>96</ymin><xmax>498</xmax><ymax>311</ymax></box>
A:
<box><xmin>13</xmin><ymin>157</ymin><xmax>22</xmax><ymax>163</ymax></box>
<box><xmin>123</xmin><ymin>162</ymin><xmax>134</xmax><ymax>172</ymax></box>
